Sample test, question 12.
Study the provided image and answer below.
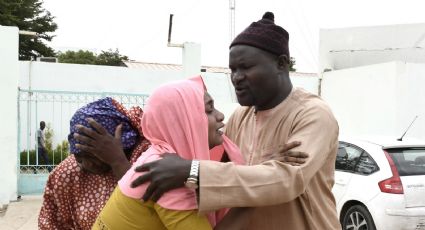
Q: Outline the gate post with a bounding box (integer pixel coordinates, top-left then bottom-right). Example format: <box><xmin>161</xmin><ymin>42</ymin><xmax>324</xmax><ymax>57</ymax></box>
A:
<box><xmin>0</xmin><ymin>26</ymin><xmax>19</xmax><ymax>206</ymax></box>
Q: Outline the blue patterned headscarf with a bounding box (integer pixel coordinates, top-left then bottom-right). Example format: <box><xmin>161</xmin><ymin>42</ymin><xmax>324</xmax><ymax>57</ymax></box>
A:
<box><xmin>68</xmin><ymin>97</ymin><xmax>139</xmax><ymax>155</ymax></box>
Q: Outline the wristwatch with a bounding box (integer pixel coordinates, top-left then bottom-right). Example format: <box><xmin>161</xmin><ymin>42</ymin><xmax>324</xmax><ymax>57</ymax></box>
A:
<box><xmin>185</xmin><ymin>160</ymin><xmax>200</xmax><ymax>189</ymax></box>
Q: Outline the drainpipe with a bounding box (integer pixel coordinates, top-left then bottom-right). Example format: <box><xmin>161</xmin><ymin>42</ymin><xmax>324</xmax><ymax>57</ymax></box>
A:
<box><xmin>27</xmin><ymin>61</ymin><xmax>32</xmax><ymax>165</ymax></box>
<box><xmin>19</xmin><ymin>30</ymin><xmax>38</xmax><ymax>168</ymax></box>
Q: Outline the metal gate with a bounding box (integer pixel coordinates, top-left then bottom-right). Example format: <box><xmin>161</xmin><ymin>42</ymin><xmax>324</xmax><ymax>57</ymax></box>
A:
<box><xmin>17</xmin><ymin>89</ymin><xmax>148</xmax><ymax>194</ymax></box>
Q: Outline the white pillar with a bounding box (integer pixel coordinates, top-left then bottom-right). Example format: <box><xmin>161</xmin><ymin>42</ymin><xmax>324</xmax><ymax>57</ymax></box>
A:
<box><xmin>0</xmin><ymin>26</ymin><xmax>19</xmax><ymax>206</ymax></box>
<box><xmin>182</xmin><ymin>42</ymin><xmax>201</xmax><ymax>78</ymax></box>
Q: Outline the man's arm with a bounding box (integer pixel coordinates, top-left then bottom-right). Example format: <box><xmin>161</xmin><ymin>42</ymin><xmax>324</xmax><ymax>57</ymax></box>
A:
<box><xmin>198</xmin><ymin>105</ymin><xmax>338</xmax><ymax>211</ymax></box>
<box><xmin>131</xmin><ymin>141</ymin><xmax>305</xmax><ymax>201</ymax></box>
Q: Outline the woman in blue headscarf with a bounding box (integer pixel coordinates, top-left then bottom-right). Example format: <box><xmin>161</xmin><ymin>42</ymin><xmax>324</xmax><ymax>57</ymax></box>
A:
<box><xmin>38</xmin><ymin>97</ymin><xmax>150</xmax><ymax>230</ymax></box>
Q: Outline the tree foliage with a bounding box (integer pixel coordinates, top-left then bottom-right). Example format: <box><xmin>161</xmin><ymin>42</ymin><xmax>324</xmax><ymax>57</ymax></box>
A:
<box><xmin>0</xmin><ymin>0</ymin><xmax>58</xmax><ymax>60</ymax></box>
<box><xmin>44</xmin><ymin>123</ymin><xmax>53</xmax><ymax>152</ymax></box>
<box><xmin>57</xmin><ymin>50</ymin><xmax>97</xmax><ymax>65</ymax></box>
<box><xmin>96</xmin><ymin>49</ymin><xmax>129</xmax><ymax>66</ymax></box>
<box><xmin>58</xmin><ymin>49</ymin><xmax>129</xmax><ymax>66</ymax></box>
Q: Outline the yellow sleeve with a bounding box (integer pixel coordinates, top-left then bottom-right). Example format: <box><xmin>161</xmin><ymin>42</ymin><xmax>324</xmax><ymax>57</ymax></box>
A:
<box><xmin>153</xmin><ymin>203</ymin><xmax>212</xmax><ymax>230</ymax></box>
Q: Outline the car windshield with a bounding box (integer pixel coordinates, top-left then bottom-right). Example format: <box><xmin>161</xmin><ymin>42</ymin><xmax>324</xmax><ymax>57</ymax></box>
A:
<box><xmin>386</xmin><ymin>148</ymin><xmax>425</xmax><ymax>176</ymax></box>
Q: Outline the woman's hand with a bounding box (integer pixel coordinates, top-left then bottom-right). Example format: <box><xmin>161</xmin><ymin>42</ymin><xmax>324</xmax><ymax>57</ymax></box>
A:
<box><xmin>74</xmin><ymin>118</ymin><xmax>130</xmax><ymax>178</ymax></box>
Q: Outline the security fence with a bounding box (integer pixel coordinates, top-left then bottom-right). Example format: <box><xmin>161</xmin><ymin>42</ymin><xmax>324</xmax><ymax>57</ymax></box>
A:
<box><xmin>18</xmin><ymin>89</ymin><xmax>148</xmax><ymax>174</ymax></box>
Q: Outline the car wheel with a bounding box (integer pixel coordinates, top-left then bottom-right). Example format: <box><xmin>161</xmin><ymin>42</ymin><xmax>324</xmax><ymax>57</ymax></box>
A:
<box><xmin>342</xmin><ymin>205</ymin><xmax>376</xmax><ymax>230</ymax></box>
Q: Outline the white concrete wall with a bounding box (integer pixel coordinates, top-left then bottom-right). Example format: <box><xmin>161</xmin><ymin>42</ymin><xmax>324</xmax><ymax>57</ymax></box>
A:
<box><xmin>396</xmin><ymin>63</ymin><xmax>425</xmax><ymax>139</ymax></box>
<box><xmin>291</xmin><ymin>75</ymin><xmax>320</xmax><ymax>95</ymax></box>
<box><xmin>18</xmin><ymin>62</ymin><xmax>240</xmax><ymax>148</ymax></box>
<box><xmin>202</xmin><ymin>72</ymin><xmax>238</xmax><ymax>122</ymax></box>
<box><xmin>0</xmin><ymin>26</ymin><xmax>19</xmax><ymax>206</ymax></box>
<box><xmin>322</xmin><ymin>61</ymin><xmax>425</xmax><ymax>140</ymax></box>
<box><xmin>18</xmin><ymin>62</ymin><xmax>319</xmax><ymax>148</ymax></box>
<box><xmin>19</xmin><ymin>61</ymin><xmax>319</xmax><ymax>117</ymax></box>
<box><xmin>319</xmin><ymin>23</ymin><xmax>425</xmax><ymax>72</ymax></box>
<box><xmin>19</xmin><ymin>61</ymin><xmax>186</xmax><ymax>95</ymax></box>
<box><xmin>182</xmin><ymin>42</ymin><xmax>201</xmax><ymax>78</ymax></box>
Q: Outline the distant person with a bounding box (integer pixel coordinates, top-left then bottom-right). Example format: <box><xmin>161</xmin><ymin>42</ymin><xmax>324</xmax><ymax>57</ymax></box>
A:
<box><xmin>38</xmin><ymin>98</ymin><xmax>150</xmax><ymax>230</ymax></box>
<box><xmin>37</xmin><ymin>121</ymin><xmax>51</xmax><ymax>172</ymax></box>
<box><xmin>125</xmin><ymin>12</ymin><xmax>341</xmax><ymax>230</ymax></box>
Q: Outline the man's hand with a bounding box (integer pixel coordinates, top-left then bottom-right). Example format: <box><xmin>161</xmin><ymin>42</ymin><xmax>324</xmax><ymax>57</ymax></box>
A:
<box><xmin>74</xmin><ymin>118</ymin><xmax>130</xmax><ymax>178</ymax></box>
<box><xmin>131</xmin><ymin>153</ymin><xmax>192</xmax><ymax>202</ymax></box>
<box><xmin>262</xmin><ymin>141</ymin><xmax>308</xmax><ymax>166</ymax></box>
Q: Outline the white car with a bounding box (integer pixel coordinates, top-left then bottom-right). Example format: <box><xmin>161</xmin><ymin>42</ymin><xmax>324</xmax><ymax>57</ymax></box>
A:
<box><xmin>333</xmin><ymin>137</ymin><xmax>425</xmax><ymax>230</ymax></box>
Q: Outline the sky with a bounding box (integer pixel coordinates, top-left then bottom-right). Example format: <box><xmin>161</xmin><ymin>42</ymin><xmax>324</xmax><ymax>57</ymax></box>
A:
<box><xmin>42</xmin><ymin>0</ymin><xmax>425</xmax><ymax>73</ymax></box>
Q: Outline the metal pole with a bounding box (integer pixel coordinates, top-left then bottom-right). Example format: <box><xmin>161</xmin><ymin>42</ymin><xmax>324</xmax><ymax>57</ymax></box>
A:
<box><xmin>35</xmin><ymin>99</ymin><xmax>38</xmax><ymax>167</ymax></box>
<box><xmin>60</xmin><ymin>96</ymin><xmax>63</xmax><ymax>162</ymax></box>
<box><xmin>27</xmin><ymin>93</ymin><xmax>31</xmax><ymax>167</ymax></box>
<box><xmin>229</xmin><ymin>0</ymin><xmax>236</xmax><ymax>42</ymax></box>
<box><xmin>167</xmin><ymin>14</ymin><xmax>183</xmax><ymax>48</ymax></box>
<box><xmin>52</xmin><ymin>99</ymin><xmax>55</xmax><ymax>166</ymax></box>
<box><xmin>17</xmin><ymin>89</ymin><xmax>21</xmax><ymax>181</ymax></box>
<box><xmin>28</xmin><ymin>61</ymin><xmax>32</xmax><ymax>168</ymax></box>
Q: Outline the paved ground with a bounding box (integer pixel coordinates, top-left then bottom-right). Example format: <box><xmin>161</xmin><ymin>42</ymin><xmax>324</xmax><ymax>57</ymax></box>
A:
<box><xmin>0</xmin><ymin>195</ymin><xmax>42</xmax><ymax>230</ymax></box>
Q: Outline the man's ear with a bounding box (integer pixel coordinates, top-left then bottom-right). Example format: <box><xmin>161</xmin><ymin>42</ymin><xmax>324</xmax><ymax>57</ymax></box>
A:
<box><xmin>277</xmin><ymin>55</ymin><xmax>289</xmax><ymax>70</ymax></box>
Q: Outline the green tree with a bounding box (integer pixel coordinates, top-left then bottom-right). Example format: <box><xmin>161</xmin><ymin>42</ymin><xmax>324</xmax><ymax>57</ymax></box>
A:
<box><xmin>58</xmin><ymin>49</ymin><xmax>129</xmax><ymax>66</ymax></box>
<box><xmin>289</xmin><ymin>57</ymin><xmax>296</xmax><ymax>72</ymax></box>
<box><xmin>58</xmin><ymin>50</ymin><xmax>97</xmax><ymax>65</ymax></box>
<box><xmin>54</xmin><ymin>140</ymin><xmax>69</xmax><ymax>155</ymax></box>
<box><xmin>44</xmin><ymin>123</ymin><xmax>53</xmax><ymax>152</ymax></box>
<box><xmin>0</xmin><ymin>0</ymin><xmax>58</xmax><ymax>60</ymax></box>
<box><xmin>52</xmin><ymin>140</ymin><xmax>69</xmax><ymax>164</ymax></box>
<box><xmin>95</xmin><ymin>49</ymin><xmax>129</xmax><ymax>66</ymax></box>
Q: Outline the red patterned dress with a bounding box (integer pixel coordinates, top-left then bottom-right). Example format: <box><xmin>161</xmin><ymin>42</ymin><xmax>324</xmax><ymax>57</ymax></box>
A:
<box><xmin>38</xmin><ymin>102</ymin><xmax>150</xmax><ymax>230</ymax></box>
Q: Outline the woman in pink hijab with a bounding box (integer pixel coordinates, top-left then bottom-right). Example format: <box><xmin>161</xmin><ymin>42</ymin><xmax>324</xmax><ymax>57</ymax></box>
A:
<box><xmin>91</xmin><ymin>76</ymin><xmax>245</xmax><ymax>230</ymax></box>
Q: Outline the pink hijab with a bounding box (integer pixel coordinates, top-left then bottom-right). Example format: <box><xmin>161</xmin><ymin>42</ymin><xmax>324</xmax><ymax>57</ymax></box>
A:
<box><xmin>118</xmin><ymin>76</ymin><xmax>244</xmax><ymax>226</ymax></box>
